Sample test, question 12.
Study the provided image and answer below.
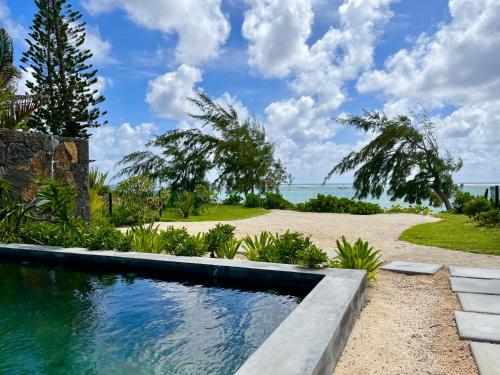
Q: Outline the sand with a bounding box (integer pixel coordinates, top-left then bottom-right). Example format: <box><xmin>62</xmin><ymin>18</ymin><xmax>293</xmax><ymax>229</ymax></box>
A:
<box><xmin>334</xmin><ymin>270</ymin><xmax>477</xmax><ymax>375</ymax></box>
<box><xmin>153</xmin><ymin>210</ymin><xmax>500</xmax><ymax>267</ymax></box>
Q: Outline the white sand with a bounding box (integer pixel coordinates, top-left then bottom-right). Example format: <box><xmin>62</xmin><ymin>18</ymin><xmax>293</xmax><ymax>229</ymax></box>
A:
<box><xmin>153</xmin><ymin>210</ymin><xmax>500</xmax><ymax>267</ymax></box>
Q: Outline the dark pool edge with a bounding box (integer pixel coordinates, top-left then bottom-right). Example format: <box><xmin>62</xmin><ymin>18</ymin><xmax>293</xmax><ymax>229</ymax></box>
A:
<box><xmin>0</xmin><ymin>242</ymin><xmax>367</xmax><ymax>375</ymax></box>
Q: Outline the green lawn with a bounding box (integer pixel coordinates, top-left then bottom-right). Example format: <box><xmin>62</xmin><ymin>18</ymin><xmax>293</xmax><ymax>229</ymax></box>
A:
<box><xmin>160</xmin><ymin>204</ymin><xmax>269</xmax><ymax>222</ymax></box>
<box><xmin>400</xmin><ymin>213</ymin><xmax>500</xmax><ymax>255</ymax></box>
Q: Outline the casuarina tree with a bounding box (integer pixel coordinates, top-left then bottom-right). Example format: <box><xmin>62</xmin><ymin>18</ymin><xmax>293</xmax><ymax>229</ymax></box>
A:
<box><xmin>21</xmin><ymin>0</ymin><xmax>106</xmax><ymax>137</ymax></box>
<box><xmin>325</xmin><ymin>110</ymin><xmax>462</xmax><ymax>210</ymax></box>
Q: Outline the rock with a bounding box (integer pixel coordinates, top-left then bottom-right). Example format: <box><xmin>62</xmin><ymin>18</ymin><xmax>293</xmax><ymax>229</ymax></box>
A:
<box><xmin>64</xmin><ymin>141</ymin><xmax>78</xmax><ymax>164</ymax></box>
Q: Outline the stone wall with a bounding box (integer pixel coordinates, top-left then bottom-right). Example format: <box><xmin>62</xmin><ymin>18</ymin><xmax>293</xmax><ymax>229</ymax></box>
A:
<box><xmin>0</xmin><ymin>129</ymin><xmax>89</xmax><ymax>219</ymax></box>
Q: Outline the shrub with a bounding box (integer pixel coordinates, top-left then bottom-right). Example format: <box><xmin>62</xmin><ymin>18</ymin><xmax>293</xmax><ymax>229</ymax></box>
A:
<box><xmin>242</xmin><ymin>231</ymin><xmax>275</xmax><ymax>261</ymax></box>
<box><xmin>85</xmin><ymin>224</ymin><xmax>131</xmax><ymax>251</ymax></box>
<box><xmin>476</xmin><ymin>209</ymin><xmax>500</xmax><ymax>227</ymax></box>
<box><xmin>296</xmin><ymin>194</ymin><xmax>382</xmax><ymax>215</ymax></box>
<box><xmin>160</xmin><ymin>227</ymin><xmax>207</xmax><ymax>257</ymax></box>
<box><xmin>453</xmin><ymin>191</ymin><xmax>474</xmax><ymax>214</ymax></box>
<box><xmin>176</xmin><ymin>191</ymin><xmax>194</xmax><ymax>218</ymax></box>
<box><xmin>215</xmin><ymin>238</ymin><xmax>242</xmax><ymax>259</ymax></box>
<box><xmin>297</xmin><ymin>245</ymin><xmax>328</xmax><ymax>268</ymax></box>
<box><xmin>385</xmin><ymin>204</ymin><xmax>431</xmax><ymax>215</ymax></box>
<box><xmin>464</xmin><ymin>197</ymin><xmax>492</xmax><ymax>219</ymax></box>
<box><xmin>110</xmin><ymin>202</ymin><xmax>142</xmax><ymax>226</ymax></box>
<box><xmin>115</xmin><ymin>175</ymin><xmax>155</xmax><ymax>203</ymax></box>
<box><xmin>204</xmin><ymin>223</ymin><xmax>235</xmax><ymax>257</ymax></box>
<box><xmin>222</xmin><ymin>194</ymin><xmax>242</xmax><ymax>205</ymax></box>
<box><xmin>244</xmin><ymin>193</ymin><xmax>264</xmax><ymax>208</ymax></box>
<box><xmin>329</xmin><ymin>236</ymin><xmax>383</xmax><ymax>281</ymax></box>
<box><xmin>194</xmin><ymin>183</ymin><xmax>217</xmax><ymax>211</ymax></box>
<box><xmin>129</xmin><ymin>224</ymin><xmax>165</xmax><ymax>253</ymax></box>
<box><xmin>263</xmin><ymin>192</ymin><xmax>293</xmax><ymax>210</ymax></box>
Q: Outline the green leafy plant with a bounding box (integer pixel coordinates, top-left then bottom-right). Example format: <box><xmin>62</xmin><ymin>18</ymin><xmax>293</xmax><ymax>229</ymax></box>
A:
<box><xmin>160</xmin><ymin>226</ymin><xmax>207</xmax><ymax>256</ymax></box>
<box><xmin>129</xmin><ymin>224</ymin><xmax>165</xmax><ymax>254</ymax></box>
<box><xmin>296</xmin><ymin>194</ymin><xmax>382</xmax><ymax>215</ymax></box>
<box><xmin>215</xmin><ymin>238</ymin><xmax>242</xmax><ymax>259</ymax></box>
<box><xmin>222</xmin><ymin>194</ymin><xmax>242</xmax><ymax>205</ymax></box>
<box><xmin>476</xmin><ymin>209</ymin><xmax>500</xmax><ymax>227</ymax></box>
<box><xmin>464</xmin><ymin>197</ymin><xmax>492</xmax><ymax>219</ymax></box>
<box><xmin>244</xmin><ymin>193</ymin><xmax>264</xmax><ymax>208</ymax></box>
<box><xmin>329</xmin><ymin>236</ymin><xmax>383</xmax><ymax>281</ymax></box>
<box><xmin>263</xmin><ymin>192</ymin><xmax>293</xmax><ymax>210</ymax></box>
<box><xmin>176</xmin><ymin>191</ymin><xmax>194</xmax><ymax>218</ymax></box>
<box><xmin>89</xmin><ymin>168</ymin><xmax>108</xmax><ymax>219</ymax></box>
<box><xmin>242</xmin><ymin>231</ymin><xmax>275</xmax><ymax>261</ymax></box>
<box><xmin>297</xmin><ymin>245</ymin><xmax>328</xmax><ymax>268</ymax></box>
<box><xmin>385</xmin><ymin>204</ymin><xmax>430</xmax><ymax>215</ymax></box>
<box><xmin>452</xmin><ymin>191</ymin><xmax>474</xmax><ymax>214</ymax></box>
<box><xmin>204</xmin><ymin>223</ymin><xmax>235</xmax><ymax>257</ymax></box>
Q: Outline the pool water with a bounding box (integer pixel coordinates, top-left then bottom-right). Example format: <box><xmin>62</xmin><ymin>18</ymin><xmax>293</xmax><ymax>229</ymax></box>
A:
<box><xmin>0</xmin><ymin>261</ymin><xmax>300</xmax><ymax>375</ymax></box>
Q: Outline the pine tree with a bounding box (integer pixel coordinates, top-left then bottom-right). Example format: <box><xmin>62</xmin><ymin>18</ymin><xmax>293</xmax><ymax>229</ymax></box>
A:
<box><xmin>21</xmin><ymin>0</ymin><xmax>106</xmax><ymax>138</ymax></box>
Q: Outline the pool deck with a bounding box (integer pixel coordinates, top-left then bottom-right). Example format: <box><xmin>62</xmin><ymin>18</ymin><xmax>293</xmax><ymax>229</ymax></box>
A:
<box><xmin>0</xmin><ymin>242</ymin><xmax>367</xmax><ymax>375</ymax></box>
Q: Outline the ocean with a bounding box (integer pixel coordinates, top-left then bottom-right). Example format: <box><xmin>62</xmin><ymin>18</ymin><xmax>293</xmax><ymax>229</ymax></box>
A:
<box><xmin>278</xmin><ymin>184</ymin><xmax>497</xmax><ymax>209</ymax></box>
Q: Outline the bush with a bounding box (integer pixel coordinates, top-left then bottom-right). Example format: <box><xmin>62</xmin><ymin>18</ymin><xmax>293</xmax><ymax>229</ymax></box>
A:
<box><xmin>204</xmin><ymin>223</ymin><xmax>235</xmax><ymax>257</ymax></box>
<box><xmin>464</xmin><ymin>197</ymin><xmax>492</xmax><ymax>219</ymax></box>
<box><xmin>385</xmin><ymin>204</ymin><xmax>431</xmax><ymax>215</ymax></box>
<box><xmin>476</xmin><ymin>209</ymin><xmax>500</xmax><ymax>227</ymax></box>
<box><xmin>176</xmin><ymin>191</ymin><xmax>194</xmax><ymax>218</ymax></box>
<box><xmin>85</xmin><ymin>224</ymin><xmax>131</xmax><ymax>251</ymax></box>
<box><xmin>215</xmin><ymin>238</ymin><xmax>242</xmax><ymax>259</ymax></box>
<box><xmin>296</xmin><ymin>194</ymin><xmax>383</xmax><ymax>215</ymax></box>
<box><xmin>263</xmin><ymin>192</ymin><xmax>293</xmax><ymax>210</ymax></box>
<box><xmin>453</xmin><ymin>191</ymin><xmax>474</xmax><ymax>214</ymax></box>
<box><xmin>222</xmin><ymin>194</ymin><xmax>242</xmax><ymax>205</ymax></box>
<box><xmin>110</xmin><ymin>202</ymin><xmax>142</xmax><ymax>226</ymax></box>
<box><xmin>130</xmin><ymin>224</ymin><xmax>165</xmax><ymax>253</ymax></box>
<box><xmin>244</xmin><ymin>193</ymin><xmax>264</xmax><ymax>208</ymax></box>
<box><xmin>329</xmin><ymin>236</ymin><xmax>383</xmax><ymax>281</ymax></box>
<box><xmin>296</xmin><ymin>245</ymin><xmax>328</xmax><ymax>268</ymax></box>
<box><xmin>160</xmin><ymin>226</ymin><xmax>207</xmax><ymax>257</ymax></box>
<box><xmin>242</xmin><ymin>232</ymin><xmax>275</xmax><ymax>261</ymax></box>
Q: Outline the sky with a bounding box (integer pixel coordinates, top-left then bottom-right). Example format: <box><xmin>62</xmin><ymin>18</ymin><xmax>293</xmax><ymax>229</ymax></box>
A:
<box><xmin>2</xmin><ymin>0</ymin><xmax>500</xmax><ymax>183</ymax></box>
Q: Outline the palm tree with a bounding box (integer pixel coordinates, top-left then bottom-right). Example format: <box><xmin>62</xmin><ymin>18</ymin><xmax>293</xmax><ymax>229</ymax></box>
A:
<box><xmin>0</xmin><ymin>28</ymin><xmax>41</xmax><ymax>129</ymax></box>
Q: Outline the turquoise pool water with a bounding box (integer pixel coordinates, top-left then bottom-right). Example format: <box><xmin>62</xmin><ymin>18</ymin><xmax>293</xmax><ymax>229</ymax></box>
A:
<box><xmin>0</xmin><ymin>261</ymin><xmax>299</xmax><ymax>375</ymax></box>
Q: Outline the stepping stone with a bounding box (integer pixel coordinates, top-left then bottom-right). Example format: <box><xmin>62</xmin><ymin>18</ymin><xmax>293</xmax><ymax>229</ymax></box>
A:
<box><xmin>458</xmin><ymin>293</ymin><xmax>500</xmax><ymax>315</ymax></box>
<box><xmin>450</xmin><ymin>266</ymin><xmax>500</xmax><ymax>280</ymax></box>
<box><xmin>451</xmin><ymin>277</ymin><xmax>500</xmax><ymax>295</ymax></box>
<box><xmin>471</xmin><ymin>342</ymin><xmax>500</xmax><ymax>375</ymax></box>
<box><xmin>381</xmin><ymin>261</ymin><xmax>442</xmax><ymax>275</ymax></box>
<box><xmin>455</xmin><ymin>311</ymin><xmax>500</xmax><ymax>344</ymax></box>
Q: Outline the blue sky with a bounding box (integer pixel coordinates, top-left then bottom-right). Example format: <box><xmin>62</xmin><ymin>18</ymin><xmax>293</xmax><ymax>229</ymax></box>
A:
<box><xmin>2</xmin><ymin>0</ymin><xmax>500</xmax><ymax>183</ymax></box>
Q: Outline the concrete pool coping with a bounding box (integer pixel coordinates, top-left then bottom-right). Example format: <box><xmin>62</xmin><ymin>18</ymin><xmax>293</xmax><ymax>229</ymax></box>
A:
<box><xmin>0</xmin><ymin>242</ymin><xmax>367</xmax><ymax>375</ymax></box>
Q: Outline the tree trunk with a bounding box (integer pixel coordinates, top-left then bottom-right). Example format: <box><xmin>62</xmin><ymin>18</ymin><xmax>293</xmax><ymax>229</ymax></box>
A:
<box><xmin>433</xmin><ymin>187</ymin><xmax>452</xmax><ymax>211</ymax></box>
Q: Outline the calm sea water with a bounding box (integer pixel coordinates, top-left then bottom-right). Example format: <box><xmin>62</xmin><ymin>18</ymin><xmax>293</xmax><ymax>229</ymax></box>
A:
<box><xmin>0</xmin><ymin>261</ymin><xmax>299</xmax><ymax>375</ymax></box>
<box><xmin>278</xmin><ymin>184</ymin><xmax>496</xmax><ymax>208</ymax></box>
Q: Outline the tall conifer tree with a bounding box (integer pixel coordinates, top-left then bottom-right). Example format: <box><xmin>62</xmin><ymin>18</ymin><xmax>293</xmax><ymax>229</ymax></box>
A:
<box><xmin>21</xmin><ymin>0</ymin><xmax>106</xmax><ymax>137</ymax></box>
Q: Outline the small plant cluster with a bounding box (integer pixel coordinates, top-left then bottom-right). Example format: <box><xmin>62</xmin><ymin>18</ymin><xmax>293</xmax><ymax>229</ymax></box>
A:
<box><xmin>223</xmin><ymin>191</ymin><xmax>294</xmax><ymax>210</ymax></box>
<box><xmin>453</xmin><ymin>191</ymin><xmax>500</xmax><ymax>227</ymax></box>
<box><xmin>385</xmin><ymin>204</ymin><xmax>431</xmax><ymax>215</ymax></box>
<box><xmin>296</xmin><ymin>194</ymin><xmax>383</xmax><ymax>215</ymax></box>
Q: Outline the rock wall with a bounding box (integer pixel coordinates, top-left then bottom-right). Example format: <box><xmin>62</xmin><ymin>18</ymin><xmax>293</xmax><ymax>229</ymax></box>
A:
<box><xmin>0</xmin><ymin>129</ymin><xmax>89</xmax><ymax>220</ymax></box>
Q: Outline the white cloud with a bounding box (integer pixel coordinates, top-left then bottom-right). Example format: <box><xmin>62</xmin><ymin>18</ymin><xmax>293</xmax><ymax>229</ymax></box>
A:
<box><xmin>146</xmin><ymin>64</ymin><xmax>202</xmax><ymax>119</ymax></box>
<box><xmin>84</xmin><ymin>26</ymin><xmax>115</xmax><ymax>65</ymax></box>
<box><xmin>93</xmin><ymin>76</ymin><xmax>113</xmax><ymax>96</ymax></box>
<box><xmin>83</xmin><ymin>0</ymin><xmax>230</xmax><ymax>65</ymax></box>
<box><xmin>90</xmin><ymin>122</ymin><xmax>159</xmax><ymax>178</ymax></box>
<box><xmin>16</xmin><ymin>68</ymin><xmax>35</xmax><ymax>95</ymax></box>
<box><xmin>0</xmin><ymin>0</ymin><xmax>26</xmax><ymax>42</ymax></box>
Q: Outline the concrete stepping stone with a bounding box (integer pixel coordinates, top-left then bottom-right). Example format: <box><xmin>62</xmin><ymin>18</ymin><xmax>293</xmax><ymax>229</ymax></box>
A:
<box><xmin>458</xmin><ymin>293</ymin><xmax>500</xmax><ymax>315</ymax></box>
<box><xmin>450</xmin><ymin>266</ymin><xmax>500</xmax><ymax>280</ymax></box>
<box><xmin>451</xmin><ymin>277</ymin><xmax>500</xmax><ymax>295</ymax></box>
<box><xmin>380</xmin><ymin>261</ymin><xmax>442</xmax><ymax>275</ymax></box>
<box><xmin>471</xmin><ymin>342</ymin><xmax>500</xmax><ymax>375</ymax></box>
<box><xmin>455</xmin><ymin>311</ymin><xmax>500</xmax><ymax>344</ymax></box>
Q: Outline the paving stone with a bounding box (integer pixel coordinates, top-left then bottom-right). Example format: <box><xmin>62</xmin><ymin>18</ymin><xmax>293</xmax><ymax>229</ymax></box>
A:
<box><xmin>470</xmin><ymin>342</ymin><xmax>500</xmax><ymax>375</ymax></box>
<box><xmin>458</xmin><ymin>293</ymin><xmax>500</xmax><ymax>315</ymax></box>
<box><xmin>451</xmin><ymin>277</ymin><xmax>500</xmax><ymax>295</ymax></box>
<box><xmin>455</xmin><ymin>311</ymin><xmax>500</xmax><ymax>344</ymax></box>
<box><xmin>380</xmin><ymin>261</ymin><xmax>443</xmax><ymax>275</ymax></box>
<box><xmin>450</xmin><ymin>266</ymin><xmax>500</xmax><ymax>280</ymax></box>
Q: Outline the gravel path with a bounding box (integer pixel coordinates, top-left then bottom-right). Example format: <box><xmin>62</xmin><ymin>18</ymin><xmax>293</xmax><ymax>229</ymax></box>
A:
<box><xmin>153</xmin><ymin>210</ymin><xmax>500</xmax><ymax>267</ymax></box>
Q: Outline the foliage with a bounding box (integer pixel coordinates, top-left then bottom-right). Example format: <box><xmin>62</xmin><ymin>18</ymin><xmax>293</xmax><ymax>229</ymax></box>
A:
<box><xmin>463</xmin><ymin>197</ymin><xmax>492</xmax><ymax>219</ymax></box>
<box><xmin>263</xmin><ymin>191</ymin><xmax>293</xmax><ymax>210</ymax></box>
<box><xmin>453</xmin><ymin>191</ymin><xmax>474</xmax><ymax>214</ymax></box>
<box><xmin>222</xmin><ymin>194</ymin><xmax>242</xmax><ymax>205</ymax></box>
<box><xmin>244</xmin><ymin>193</ymin><xmax>264</xmax><ymax>208</ymax></box>
<box><xmin>160</xmin><ymin>204</ymin><xmax>268</xmax><ymax>222</ymax></box>
<box><xmin>329</xmin><ymin>237</ymin><xmax>383</xmax><ymax>281</ymax></box>
<box><xmin>89</xmin><ymin>168</ymin><xmax>108</xmax><ymax>219</ymax></box>
<box><xmin>204</xmin><ymin>223</ymin><xmax>235</xmax><ymax>257</ymax></box>
<box><xmin>401</xmin><ymin>214</ymin><xmax>500</xmax><ymax>255</ymax></box>
<box><xmin>476</xmin><ymin>210</ymin><xmax>500</xmax><ymax>227</ymax></box>
<box><xmin>176</xmin><ymin>191</ymin><xmax>194</xmax><ymax>219</ymax></box>
<box><xmin>115</xmin><ymin>175</ymin><xmax>155</xmax><ymax>202</ymax></box>
<box><xmin>160</xmin><ymin>227</ymin><xmax>206</xmax><ymax>257</ymax></box>
<box><xmin>0</xmin><ymin>28</ymin><xmax>41</xmax><ymax>129</ymax></box>
<box><xmin>21</xmin><ymin>0</ymin><xmax>107</xmax><ymax>137</ymax></box>
<box><xmin>194</xmin><ymin>183</ymin><xmax>218</xmax><ymax>213</ymax></box>
<box><xmin>325</xmin><ymin>110</ymin><xmax>462</xmax><ymax>210</ymax></box>
<box><xmin>242</xmin><ymin>231</ymin><xmax>276</xmax><ymax>261</ymax></box>
<box><xmin>296</xmin><ymin>194</ymin><xmax>383</xmax><ymax>215</ymax></box>
<box><xmin>84</xmin><ymin>223</ymin><xmax>131</xmax><ymax>251</ymax></box>
<box><xmin>297</xmin><ymin>245</ymin><xmax>329</xmax><ymax>268</ymax></box>
<box><xmin>129</xmin><ymin>224</ymin><xmax>165</xmax><ymax>253</ymax></box>
<box><xmin>385</xmin><ymin>204</ymin><xmax>431</xmax><ymax>215</ymax></box>
<box><xmin>215</xmin><ymin>238</ymin><xmax>242</xmax><ymax>259</ymax></box>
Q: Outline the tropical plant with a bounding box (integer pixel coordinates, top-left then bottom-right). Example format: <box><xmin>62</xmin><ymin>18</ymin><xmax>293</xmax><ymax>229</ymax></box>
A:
<box><xmin>89</xmin><ymin>168</ymin><xmax>108</xmax><ymax>219</ymax></box>
<box><xmin>263</xmin><ymin>191</ymin><xmax>293</xmax><ymax>210</ymax></box>
<box><xmin>215</xmin><ymin>238</ymin><xmax>242</xmax><ymax>259</ymax></box>
<box><xmin>452</xmin><ymin>191</ymin><xmax>475</xmax><ymax>214</ymax></box>
<box><xmin>244</xmin><ymin>193</ymin><xmax>264</xmax><ymax>208</ymax></box>
<box><xmin>476</xmin><ymin>209</ymin><xmax>500</xmax><ymax>227</ymax></box>
<box><xmin>222</xmin><ymin>194</ymin><xmax>242</xmax><ymax>205</ymax></box>
<box><xmin>385</xmin><ymin>204</ymin><xmax>430</xmax><ymax>215</ymax></box>
<box><xmin>0</xmin><ymin>28</ymin><xmax>41</xmax><ymax>128</ymax></box>
<box><xmin>204</xmin><ymin>223</ymin><xmax>235</xmax><ymax>257</ymax></box>
<box><xmin>296</xmin><ymin>194</ymin><xmax>383</xmax><ymax>215</ymax></box>
<box><xmin>464</xmin><ymin>197</ymin><xmax>492</xmax><ymax>219</ymax></box>
<box><xmin>297</xmin><ymin>245</ymin><xmax>328</xmax><ymax>268</ymax></box>
<box><xmin>176</xmin><ymin>191</ymin><xmax>194</xmax><ymax>219</ymax></box>
<box><xmin>129</xmin><ymin>224</ymin><xmax>165</xmax><ymax>253</ymax></box>
<box><xmin>242</xmin><ymin>231</ymin><xmax>276</xmax><ymax>261</ymax></box>
<box><xmin>325</xmin><ymin>110</ymin><xmax>462</xmax><ymax>210</ymax></box>
<box><xmin>329</xmin><ymin>236</ymin><xmax>383</xmax><ymax>281</ymax></box>
<box><xmin>21</xmin><ymin>0</ymin><xmax>107</xmax><ymax>137</ymax></box>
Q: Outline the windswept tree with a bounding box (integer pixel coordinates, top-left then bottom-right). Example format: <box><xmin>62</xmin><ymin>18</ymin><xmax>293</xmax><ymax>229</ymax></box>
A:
<box><xmin>325</xmin><ymin>110</ymin><xmax>462</xmax><ymax>210</ymax></box>
<box><xmin>21</xmin><ymin>0</ymin><xmax>106</xmax><ymax>137</ymax></box>
<box><xmin>0</xmin><ymin>28</ymin><xmax>42</xmax><ymax>128</ymax></box>
<box><xmin>117</xmin><ymin>91</ymin><xmax>290</xmax><ymax>196</ymax></box>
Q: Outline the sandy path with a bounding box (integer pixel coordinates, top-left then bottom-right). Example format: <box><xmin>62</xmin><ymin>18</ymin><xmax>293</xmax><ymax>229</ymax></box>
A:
<box><xmin>153</xmin><ymin>210</ymin><xmax>500</xmax><ymax>267</ymax></box>
<box><xmin>334</xmin><ymin>270</ymin><xmax>477</xmax><ymax>375</ymax></box>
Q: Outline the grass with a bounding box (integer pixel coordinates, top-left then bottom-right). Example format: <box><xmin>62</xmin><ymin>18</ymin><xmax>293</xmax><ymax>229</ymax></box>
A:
<box><xmin>400</xmin><ymin>213</ymin><xmax>500</xmax><ymax>255</ymax></box>
<box><xmin>160</xmin><ymin>204</ymin><xmax>269</xmax><ymax>222</ymax></box>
